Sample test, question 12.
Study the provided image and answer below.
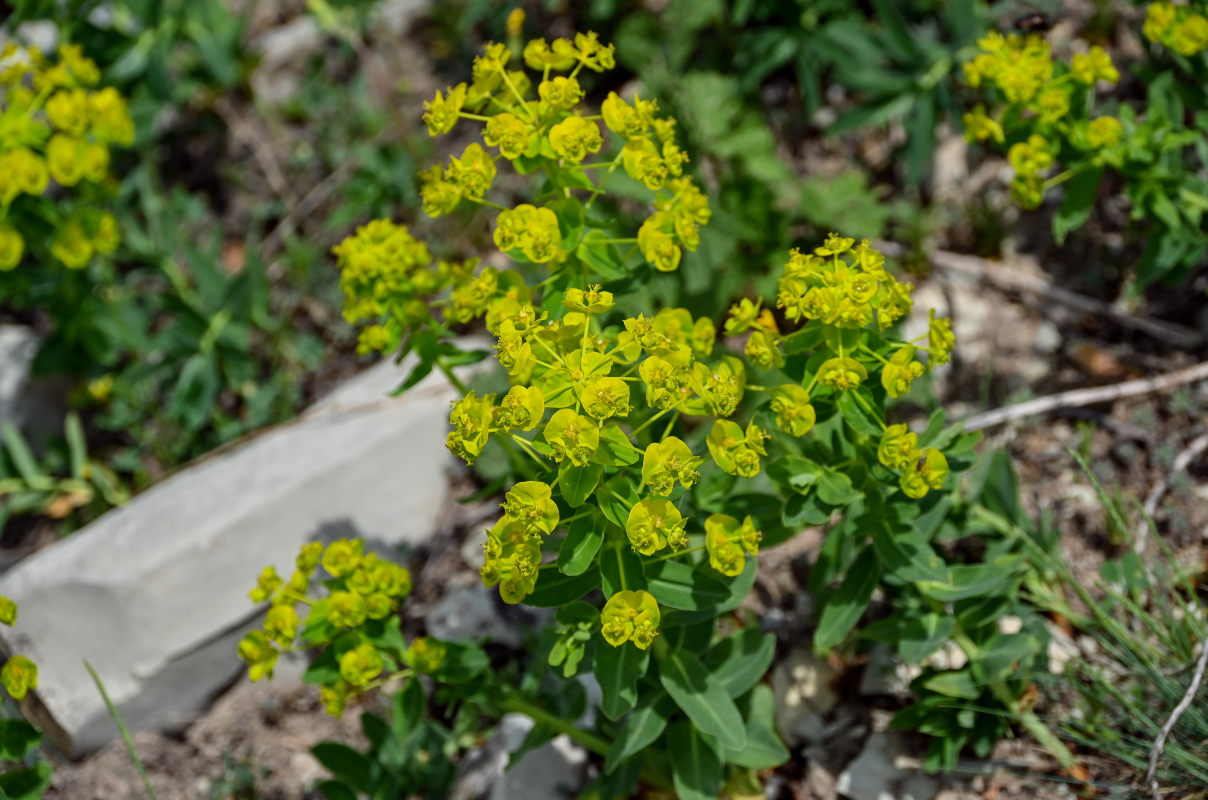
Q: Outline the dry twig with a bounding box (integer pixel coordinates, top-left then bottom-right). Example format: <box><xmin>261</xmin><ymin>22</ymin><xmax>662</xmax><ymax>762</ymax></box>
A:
<box><xmin>1147</xmin><ymin>639</ymin><xmax>1208</xmax><ymax>800</ymax></box>
<box><xmin>874</xmin><ymin>241</ymin><xmax>1202</xmax><ymax>348</ymax></box>
<box><xmin>213</xmin><ymin>96</ymin><xmax>292</xmax><ymax>201</ymax></box>
<box><xmin>1135</xmin><ymin>431</ymin><xmax>1208</xmax><ymax>557</ymax></box>
<box><xmin>959</xmin><ymin>361</ymin><xmax>1208</xmax><ymax>431</ymax></box>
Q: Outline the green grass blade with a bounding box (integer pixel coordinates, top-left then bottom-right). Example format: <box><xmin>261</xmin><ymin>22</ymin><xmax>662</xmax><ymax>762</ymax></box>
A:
<box><xmin>84</xmin><ymin>660</ymin><xmax>159</xmax><ymax>800</ymax></box>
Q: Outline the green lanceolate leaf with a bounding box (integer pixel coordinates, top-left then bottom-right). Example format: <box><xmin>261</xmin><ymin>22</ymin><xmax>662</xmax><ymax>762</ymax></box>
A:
<box><xmin>560</xmin><ymin>462</ymin><xmax>603</xmax><ymax>508</ymax></box>
<box><xmin>898</xmin><ymin>613</ymin><xmax>955</xmax><ymax>664</ymax></box>
<box><xmin>0</xmin><ymin>762</ymin><xmax>53</xmax><ymax>800</ymax></box>
<box><xmin>576</xmin><ymin>230</ymin><xmax>629</xmax><ymax>279</ymax></box>
<box><xmin>702</xmin><ymin>628</ymin><xmax>775</xmax><ymax>698</ymax></box>
<box><xmin>526</xmin><ymin>565</ymin><xmax>600</xmax><ymax>607</ymax></box>
<box><xmin>0</xmin><ymin>719</ymin><xmax>41</xmax><ymax>762</ymax></box>
<box><xmin>669</xmin><ymin>719</ymin><xmax>722</xmax><ymax>800</ymax></box>
<box><xmin>603</xmin><ymin>688</ymin><xmax>675</xmax><ymax>774</ymax></box>
<box><xmin>724</xmin><ymin>684</ymin><xmax>789</xmax><ymax>769</ymax></box>
<box><xmin>312</xmin><ymin>743</ymin><xmax>373</xmax><ymax>791</ymax></box>
<box><xmin>392</xmin><ymin>677</ymin><xmax>424</xmax><ymax>740</ymax></box>
<box><xmin>921</xmin><ymin>668</ymin><xmax>980</xmax><ymax>699</ymax></box>
<box><xmin>872</xmin><ymin>525</ymin><xmax>947</xmax><ymax>584</ymax></box>
<box><xmin>598</xmin><ymin>474</ymin><xmax>638</xmax><ymax>528</ymax></box>
<box><xmin>659</xmin><ymin>650</ymin><xmax>747</xmax><ymax>751</ymax></box>
<box><xmin>314</xmin><ymin>780</ymin><xmax>358</xmax><ymax>800</ymax></box>
<box><xmin>432</xmin><ymin>641</ymin><xmax>490</xmax><ymax>683</ymax></box>
<box><xmin>595</xmin><ymin>640</ymin><xmax>649</xmax><ymax>720</ymax></box>
<box><xmin>643</xmin><ymin>559</ymin><xmax>730</xmax><ymax>611</ymax></box>
<box><xmin>557</xmin><ymin>515</ymin><xmax>604</xmax><ymax>576</ymax></box>
<box><xmin>593</xmin><ymin>423</ymin><xmax>641</xmax><ymax>466</ymax></box>
<box><xmin>814</xmin><ymin>545</ymin><xmax>881</xmax><ymax>652</ymax></box>
<box><xmin>915</xmin><ymin>556</ymin><xmax>1021</xmax><ymax>603</ymax></box>
<box><xmin>599</xmin><ymin>542</ymin><xmax>646</xmax><ymax>596</ymax></box>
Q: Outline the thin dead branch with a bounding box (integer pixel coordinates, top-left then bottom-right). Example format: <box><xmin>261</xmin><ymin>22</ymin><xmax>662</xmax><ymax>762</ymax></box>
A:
<box><xmin>875</xmin><ymin>241</ymin><xmax>1203</xmax><ymax>349</ymax></box>
<box><xmin>1135</xmin><ymin>432</ymin><xmax>1208</xmax><ymax>557</ymax></box>
<box><xmin>1147</xmin><ymin>638</ymin><xmax>1208</xmax><ymax>800</ymax></box>
<box><xmin>959</xmin><ymin>361</ymin><xmax>1208</xmax><ymax>431</ymax></box>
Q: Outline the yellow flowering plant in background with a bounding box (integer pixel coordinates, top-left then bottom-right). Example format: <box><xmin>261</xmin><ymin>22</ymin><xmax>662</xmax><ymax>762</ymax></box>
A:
<box><xmin>244</xmin><ymin>30</ymin><xmax>1068</xmax><ymax>794</ymax></box>
<box><xmin>962</xmin><ymin>13</ymin><xmax>1208</xmax><ymax>287</ymax></box>
<box><xmin>0</xmin><ymin>43</ymin><xmax>131</xmax><ymax>275</ymax></box>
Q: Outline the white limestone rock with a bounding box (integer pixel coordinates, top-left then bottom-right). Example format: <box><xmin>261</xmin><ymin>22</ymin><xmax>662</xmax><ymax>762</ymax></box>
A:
<box><xmin>0</xmin><ymin>350</ymin><xmax>474</xmax><ymax>755</ymax></box>
<box><xmin>772</xmin><ymin>647</ymin><xmax>839</xmax><ymax>745</ymax></box>
<box><xmin>836</xmin><ymin>731</ymin><xmax>939</xmax><ymax>800</ymax></box>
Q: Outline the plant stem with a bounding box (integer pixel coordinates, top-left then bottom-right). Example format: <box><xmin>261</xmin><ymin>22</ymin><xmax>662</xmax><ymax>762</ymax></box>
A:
<box><xmin>499</xmin><ymin>693</ymin><xmax>611</xmax><ymax>756</ymax></box>
<box><xmin>85</xmin><ymin>660</ymin><xmax>160</xmax><ymax>800</ymax></box>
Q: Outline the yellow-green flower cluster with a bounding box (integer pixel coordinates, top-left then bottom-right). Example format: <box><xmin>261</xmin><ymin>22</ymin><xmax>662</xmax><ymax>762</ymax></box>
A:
<box><xmin>961</xmin><ymin>32</ymin><xmax>1122</xmax><ymax>210</ymax></box>
<box><xmin>330</xmin><ymin>220</ymin><xmax>478</xmax><ymax>354</ymax></box>
<box><xmin>600</xmin><ymin>589</ymin><xmax>660</xmax><ymax>649</ymax></box>
<box><xmin>238</xmin><ymin>538</ymin><xmax>412</xmax><ymax>689</ymax></box>
<box><xmin>480</xmin><ymin>481</ymin><xmax>559</xmax><ymax>603</ymax></box>
<box><xmin>0</xmin><ymin>43</ymin><xmax>131</xmax><ymax>271</ymax></box>
<box><xmin>418</xmin><ymin>34</ymin><xmax>710</xmax><ymax>275</ymax></box>
<box><xmin>0</xmin><ymin>595</ymin><xmax>36</xmax><ymax>701</ymax></box>
<box><xmin>1144</xmin><ymin>2</ymin><xmax>1208</xmax><ymax>56</ymax></box>
<box><xmin>704</xmin><ymin>514</ymin><xmax>762</xmax><ymax>577</ymax></box>
<box><xmin>626</xmin><ymin>498</ymin><xmax>688</xmax><ymax>555</ymax></box>
<box><xmin>877</xmin><ymin>423</ymin><xmax>950</xmax><ymax>499</ymax></box>
<box><xmin>772</xmin><ymin>235</ymin><xmax>913</xmax><ymax>332</ymax></box>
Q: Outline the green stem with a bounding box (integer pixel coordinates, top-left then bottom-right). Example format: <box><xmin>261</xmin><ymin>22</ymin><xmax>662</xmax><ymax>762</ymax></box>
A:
<box><xmin>630</xmin><ymin>407</ymin><xmax>670</xmax><ymax>438</ymax></box>
<box><xmin>85</xmin><ymin>661</ymin><xmax>160</xmax><ymax>800</ymax></box>
<box><xmin>648</xmin><ymin>544</ymin><xmax>705</xmax><ymax>563</ymax></box>
<box><xmin>499</xmin><ymin>694</ymin><xmax>611</xmax><ymax>756</ymax></box>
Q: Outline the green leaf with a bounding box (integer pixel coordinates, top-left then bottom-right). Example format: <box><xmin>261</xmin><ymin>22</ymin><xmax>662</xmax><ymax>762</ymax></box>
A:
<box><xmin>550</xmin><ymin>196</ymin><xmax>585</xmax><ymax>247</ymax></box>
<box><xmin>0</xmin><ymin>762</ymin><xmax>53</xmax><ymax>800</ymax></box>
<box><xmin>603</xmin><ymin>689</ymin><xmax>675</xmax><ymax>774</ymax></box>
<box><xmin>702</xmin><ymin>629</ymin><xmax>775</xmax><ymax>698</ymax></box>
<box><xmin>392</xmin><ymin>677</ymin><xmax>424</xmax><ymax>740</ymax></box>
<box><xmin>782</xmin><ymin>492</ymin><xmax>833</xmax><ymax>528</ymax></box>
<box><xmin>922</xmin><ymin>669</ymin><xmax>980</xmax><ymax>699</ymax></box>
<box><xmin>576</xmin><ymin>231</ymin><xmax>629</xmax><ymax>279</ymax></box>
<box><xmin>916</xmin><ymin>557</ymin><xmax>1021</xmax><ymax>602</ymax></box>
<box><xmin>1053</xmin><ymin>167</ymin><xmax>1101</xmax><ymax>243</ymax></box>
<box><xmin>814</xmin><ymin>545</ymin><xmax>881</xmax><ymax>652</ymax></box>
<box><xmin>303</xmin><ymin>649</ymin><xmax>340</xmax><ymax>685</ymax></box>
<box><xmin>669</xmin><ymin>720</ymin><xmax>722</xmax><ymax>800</ymax></box>
<box><xmin>314</xmin><ymin>780</ymin><xmax>359</xmax><ymax>800</ymax></box>
<box><xmin>872</xmin><ymin>526</ymin><xmax>947</xmax><ymax>584</ymax></box>
<box><xmin>899</xmin><ymin>613</ymin><xmax>955</xmax><ymax>663</ymax></box>
<box><xmin>526</xmin><ymin>566</ymin><xmax>599</xmax><ymax>608</ymax></box>
<box><xmin>560</xmin><ymin>462</ymin><xmax>603</xmax><ymax>508</ymax></box>
<box><xmin>599</xmin><ymin>543</ymin><xmax>646</xmax><ymax>596</ymax></box>
<box><xmin>593</xmin><ymin>424</ymin><xmax>641</xmax><ymax>466</ymax></box>
<box><xmin>312</xmin><ymin>743</ymin><xmax>373</xmax><ymax>790</ymax></box>
<box><xmin>816</xmin><ymin>466</ymin><xmax>860</xmax><ymax>506</ymax></box>
<box><xmin>557</xmin><ymin>515</ymin><xmax>604</xmax><ymax>576</ymax></box>
<box><xmin>643</xmin><ymin>559</ymin><xmax>730</xmax><ymax>611</ymax></box>
<box><xmin>973</xmin><ymin>632</ymin><xmax>1042</xmax><ymax>682</ymax></box>
<box><xmin>598</xmin><ymin>475</ymin><xmax>638</xmax><ymax>528</ymax></box>
<box><xmin>594</xmin><ymin>641</ymin><xmax>649</xmax><ymax>720</ymax></box>
<box><xmin>724</xmin><ymin>684</ymin><xmax>790</xmax><ymax>769</ymax></box>
<box><xmin>659</xmin><ymin>651</ymin><xmax>747</xmax><ymax>751</ymax></box>
<box><xmin>432</xmin><ymin>641</ymin><xmax>490</xmax><ymax>683</ymax></box>
<box><xmin>0</xmin><ymin>720</ymin><xmax>41</xmax><ymax>762</ymax></box>
<box><xmin>0</xmin><ymin>424</ymin><xmax>41</xmax><ymax>484</ymax></box>
<box><xmin>767</xmin><ymin>455</ymin><xmax>822</xmax><ymax>495</ymax></box>
<box><xmin>835</xmin><ymin>389</ymin><xmax>882</xmax><ymax>437</ymax></box>
<box><xmin>65</xmin><ymin>413</ymin><xmax>87</xmax><ymax>480</ymax></box>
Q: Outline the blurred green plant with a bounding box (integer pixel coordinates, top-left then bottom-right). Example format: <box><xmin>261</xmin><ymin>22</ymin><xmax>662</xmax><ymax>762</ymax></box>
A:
<box><xmin>1021</xmin><ymin>451</ymin><xmax>1208</xmax><ymax>794</ymax></box>
<box><xmin>962</xmin><ymin>8</ymin><xmax>1208</xmax><ymax>289</ymax></box>
<box><xmin>0</xmin><ymin>414</ymin><xmax>127</xmax><ymax>533</ymax></box>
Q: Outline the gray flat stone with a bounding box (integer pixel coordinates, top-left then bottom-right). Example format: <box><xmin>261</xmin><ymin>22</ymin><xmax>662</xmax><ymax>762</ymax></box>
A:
<box><xmin>0</xmin><ymin>348</ymin><xmax>477</xmax><ymax>755</ymax></box>
<box><xmin>0</xmin><ymin>325</ymin><xmax>66</xmax><ymax>441</ymax></box>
